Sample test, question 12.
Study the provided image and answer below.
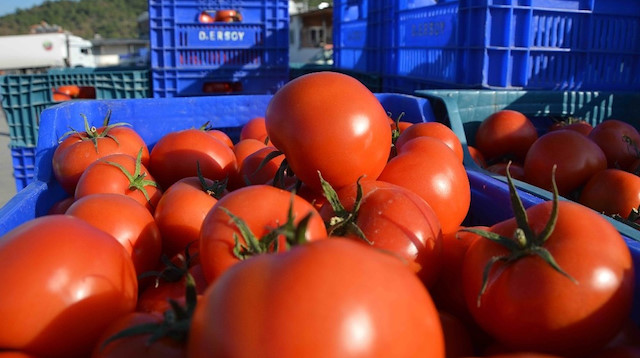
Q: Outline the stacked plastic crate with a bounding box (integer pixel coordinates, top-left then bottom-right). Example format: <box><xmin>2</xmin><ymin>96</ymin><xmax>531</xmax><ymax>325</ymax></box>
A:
<box><xmin>0</xmin><ymin>67</ymin><xmax>151</xmax><ymax>191</ymax></box>
<box><xmin>148</xmin><ymin>0</ymin><xmax>290</xmax><ymax>97</ymax></box>
<box><xmin>333</xmin><ymin>0</ymin><xmax>640</xmax><ymax>93</ymax></box>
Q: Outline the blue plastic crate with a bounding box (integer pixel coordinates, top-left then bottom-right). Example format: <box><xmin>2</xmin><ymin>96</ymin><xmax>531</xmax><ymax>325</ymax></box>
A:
<box><xmin>148</xmin><ymin>0</ymin><xmax>289</xmax><ymax>97</ymax></box>
<box><xmin>384</xmin><ymin>0</ymin><xmax>640</xmax><ymax>92</ymax></box>
<box><xmin>10</xmin><ymin>146</ymin><xmax>36</xmax><ymax>192</ymax></box>
<box><xmin>151</xmin><ymin>67</ymin><xmax>289</xmax><ymax>97</ymax></box>
<box><xmin>0</xmin><ymin>68</ymin><xmax>151</xmax><ymax>147</ymax></box>
<box><xmin>332</xmin><ymin>0</ymin><xmax>390</xmax><ymax>74</ymax></box>
<box><xmin>0</xmin><ymin>92</ymin><xmax>437</xmax><ymax>234</ymax></box>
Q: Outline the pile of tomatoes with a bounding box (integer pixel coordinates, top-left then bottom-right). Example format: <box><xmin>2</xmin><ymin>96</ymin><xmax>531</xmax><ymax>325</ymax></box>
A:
<box><xmin>0</xmin><ymin>72</ymin><xmax>638</xmax><ymax>358</ymax></box>
<box><xmin>470</xmin><ymin>109</ymin><xmax>640</xmax><ymax>226</ymax></box>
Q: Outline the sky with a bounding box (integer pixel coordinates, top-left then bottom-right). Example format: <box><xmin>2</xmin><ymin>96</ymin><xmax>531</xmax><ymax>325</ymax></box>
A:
<box><xmin>0</xmin><ymin>0</ymin><xmax>49</xmax><ymax>17</ymax></box>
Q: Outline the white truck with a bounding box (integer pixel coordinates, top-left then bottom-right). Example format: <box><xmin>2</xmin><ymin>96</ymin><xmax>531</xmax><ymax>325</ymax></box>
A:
<box><xmin>0</xmin><ymin>32</ymin><xmax>96</xmax><ymax>73</ymax></box>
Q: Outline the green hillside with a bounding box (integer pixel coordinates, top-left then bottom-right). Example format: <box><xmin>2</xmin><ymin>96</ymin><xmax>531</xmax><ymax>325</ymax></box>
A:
<box><xmin>0</xmin><ymin>0</ymin><xmax>333</xmax><ymax>39</ymax></box>
<box><xmin>0</xmin><ymin>0</ymin><xmax>147</xmax><ymax>39</ymax></box>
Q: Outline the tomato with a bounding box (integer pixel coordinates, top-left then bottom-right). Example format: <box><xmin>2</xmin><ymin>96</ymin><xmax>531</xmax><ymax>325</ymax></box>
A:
<box><xmin>74</xmin><ymin>151</ymin><xmax>162</xmax><ymax>213</ymax></box>
<box><xmin>55</xmin><ymin>85</ymin><xmax>81</xmax><ymax>98</ymax></box>
<box><xmin>462</xmin><ymin>199</ymin><xmax>634</xmax><ymax>356</ymax></box>
<box><xmin>320</xmin><ymin>180</ymin><xmax>443</xmax><ymax>288</ymax></box>
<box><xmin>265</xmin><ymin>71</ymin><xmax>391</xmax><ymax>193</ymax></box>
<box><xmin>52</xmin><ymin>116</ymin><xmax>149</xmax><ymax>195</ymax></box>
<box><xmin>240</xmin><ymin>116</ymin><xmax>270</xmax><ymax>145</ymax></box>
<box><xmin>205</xmin><ymin>129</ymin><xmax>234</xmax><ymax>149</ymax></box>
<box><xmin>154</xmin><ymin>176</ymin><xmax>222</xmax><ymax>258</ymax></box>
<box><xmin>188</xmin><ymin>238</ymin><xmax>445</xmax><ymax>358</ymax></box>
<box><xmin>524</xmin><ymin>130</ymin><xmax>607</xmax><ymax>197</ymax></box>
<box><xmin>395</xmin><ymin>122</ymin><xmax>464</xmax><ymax>162</ymax></box>
<box><xmin>468</xmin><ymin>145</ymin><xmax>487</xmax><ymax>168</ymax></box>
<box><xmin>47</xmin><ymin>196</ymin><xmax>75</xmax><ymax>215</ymax></box>
<box><xmin>137</xmin><ymin>248</ymin><xmax>208</xmax><ymax>315</ymax></box>
<box><xmin>236</xmin><ymin>146</ymin><xmax>294</xmax><ymax>188</ymax></box>
<box><xmin>486</xmin><ymin>162</ymin><xmax>526</xmax><ymax>181</ymax></box>
<box><xmin>378</xmin><ymin>136</ymin><xmax>471</xmax><ymax>235</ymax></box>
<box><xmin>439</xmin><ymin>311</ymin><xmax>475</xmax><ymax>358</ymax></box>
<box><xmin>199</xmin><ymin>184</ymin><xmax>328</xmax><ymax>284</ymax></box>
<box><xmin>65</xmin><ymin>193</ymin><xmax>162</xmax><ymax>277</ymax></box>
<box><xmin>52</xmin><ymin>91</ymin><xmax>72</xmax><ymax>101</ymax></box>
<box><xmin>430</xmin><ymin>227</ymin><xmax>486</xmax><ymax>323</ymax></box>
<box><xmin>475</xmin><ymin>110</ymin><xmax>538</xmax><ymax>164</ymax></box>
<box><xmin>148</xmin><ymin>128</ymin><xmax>237</xmax><ymax>190</ymax></box>
<box><xmin>588</xmin><ymin>120</ymin><xmax>640</xmax><ymax>170</ymax></box>
<box><xmin>551</xmin><ymin>120</ymin><xmax>593</xmax><ymax>137</ymax></box>
<box><xmin>0</xmin><ymin>215</ymin><xmax>138</xmax><ymax>358</ymax></box>
<box><xmin>579</xmin><ymin>169</ymin><xmax>640</xmax><ymax>219</ymax></box>
<box><xmin>91</xmin><ymin>312</ymin><xmax>186</xmax><ymax>358</ymax></box>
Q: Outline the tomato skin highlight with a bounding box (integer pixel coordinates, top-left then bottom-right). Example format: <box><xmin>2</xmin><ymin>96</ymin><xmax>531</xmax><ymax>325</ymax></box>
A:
<box><xmin>462</xmin><ymin>201</ymin><xmax>635</xmax><ymax>357</ymax></box>
<box><xmin>188</xmin><ymin>238</ymin><xmax>445</xmax><ymax>358</ymax></box>
<box><xmin>265</xmin><ymin>71</ymin><xmax>392</xmax><ymax>193</ymax></box>
<box><xmin>0</xmin><ymin>215</ymin><xmax>138</xmax><ymax>358</ymax></box>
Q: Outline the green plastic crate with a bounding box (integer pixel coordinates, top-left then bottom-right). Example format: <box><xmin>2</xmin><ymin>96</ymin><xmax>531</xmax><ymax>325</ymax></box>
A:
<box><xmin>0</xmin><ymin>67</ymin><xmax>151</xmax><ymax>148</ymax></box>
<box><xmin>415</xmin><ymin>89</ymin><xmax>640</xmax><ymax>240</ymax></box>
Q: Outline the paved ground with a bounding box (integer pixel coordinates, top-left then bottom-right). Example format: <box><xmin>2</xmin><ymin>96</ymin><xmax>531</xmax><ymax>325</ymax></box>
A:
<box><xmin>0</xmin><ymin>108</ymin><xmax>17</xmax><ymax>208</ymax></box>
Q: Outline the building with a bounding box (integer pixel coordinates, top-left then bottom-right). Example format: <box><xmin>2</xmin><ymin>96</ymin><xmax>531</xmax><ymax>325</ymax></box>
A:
<box><xmin>289</xmin><ymin>2</ymin><xmax>333</xmax><ymax>65</ymax></box>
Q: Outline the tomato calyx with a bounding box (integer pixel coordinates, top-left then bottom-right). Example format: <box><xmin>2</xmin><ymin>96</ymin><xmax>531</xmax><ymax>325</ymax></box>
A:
<box><xmin>390</xmin><ymin>112</ymin><xmax>406</xmax><ymax>145</ymax></box>
<box><xmin>251</xmin><ymin>149</ymin><xmax>298</xmax><ymax>189</ymax></box>
<box><xmin>104</xmin><ymin>148</ymin><xmax>159</xmax><ymax>203</ymax></box>
<box><xmin>461</xmin><ymin>163</ymin><xmax>578</xmax><ymax>306</ymax></box>
<box><xmin>223</xmin><ymin>195</ymin><xmax>314</xmax><ymax>260</ymax></box>
<box><xmin>139</xmin><ymin>242</ymin><xmax>199</xmax><ymax>287</ymax></box>
<box><xmin>196</xmin><ymin>161</ymin><xmax>227</xmax><ymax>199</ymax></box>
<box><xmin>100</xmin><ymin>273</ymin><xmax>197</xmax><ymax>350</ymax></box>
<box><xmin>58</xmin><ymin>110</ymin><xmax>132</xmax><ymax>153</ymax></box>
<box><xmin>319</xmin><ymin>171</ymin><xmax>372</xmax><ymax>245</ymax></box>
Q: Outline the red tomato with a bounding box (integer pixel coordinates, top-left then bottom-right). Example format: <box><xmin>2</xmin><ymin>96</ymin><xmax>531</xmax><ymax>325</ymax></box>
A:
<box><xmin>55</xmin><ymin>85</ymin><xmax>81</xmax><ymax>98</ymax></box>
<box><xmin>137</xmin><ymin>256</ymin><xmax>208</xmax><ymax>315</ymax></box>
<box><xmin>47</xmin><ymin>196</ymin><xmax>75</xmax><ymax>215</ymax></box>
<box><xmin>148</xmin><ymin>128</ymin><xmax>237</xmax><ymax>190</ymax></box>
<box><xmin>524</xmin><ymin>130</ymin><xmax>607</xmax><ymax>196</ymax></box>
<box><xmin>439</xmin><ymin>311</ymin><xmax>475</xmax><ymax>358</ymax></box>
<box><xmin>237</xmin><ymin>146</ymin><xmax>296</xmax><ymax>188</ymax></box>
<box><xmin>588</xmin><ymin>119</ymin><xmax>640</xmax><ymax>170</ymax></box>
<box><xmin>65</xmin><ymin>193</ymin><xmax>163</xmax><ymax>277</ymax></box>
<box><xmin>199</xmin><ymin>184</ymin><xmax>328</xmax><ymax>284</ymax></box>
<box><xmin>395</xmin><ymin>122</ymin><xmax>464</xmax><ymax>162</ymax></box>
<box><xmin>265</xmin><ymin>71</ymin><xmax>392</xmax><ymax>193</ymax></box>
<box><xmin>74</xmin><ymin>152</ymin><xmax>162</xmax><ymax>212</ymax></box>
<box><xmin>468</xmin><ymin>145</ymin><xmax>487</xmax><ymax>168</ymax></box>
<box><xmin>52</xmin><ymin>91</ymin><xmax>72</xmax><ymax>102</ymax></box>
<box><xmin>154</xmin><ymin>176</ymin><xmax>222</xmax><ymax>258</ymax></box>
<box><xmin>91</xmin><ymin>312</ymin><xmax>186</xmax><ymax>358</ymax></box>
<box><xmin>486</xmin><ymin>162</ymin><xmax>526</xmax><ymax>181</ymax></box>
<box><xmin>320</xmin><ymin>180</ymin><xmax>443</xmax><ymax>288</ymax></box>
<box><xmin>233</xmin><ymin>138</ymin><xmax>267</xmax><ymax>162</ymax></box>
<box><xmin>462</xmin><ymin>200</ymin><xmax>635</xmax><ymax>356</ymax></box>
<box><xmin>240</xmin><ymin>116</ymin><xmax>270</xmax><ymax>145</ymax></box>
<box><xmin>188</xmin><ymin>238</ymin><xmax>445</xmax><ymax>358</ymax></box>
<box><xmin>475</xmin><ymin>110</ymin><xmax>538</xmax><ymax>163</ymax></box>
<box><xmin>551</xmin><ymin>120</ymin><xmax>593</xmax><ymax>137</ymax></box>
<box><xmin>378</xmin><ymin>136</ymin><xmax>471</xmax><ymax>235</ymax></box>
<box><xmin>52</xmin><ymin>117</ymin><xmax>149</xmax><ymax>195</ymax></box>
<box><xmin>430</xmin><ymin>227</ymin><xmax>486</xmax><ymax>323</ymax></box>
<box><xmin>0</xmin><ymin>215</ymin><xmax>138</xmax><ymax>357</ymax></box>
<box><xmin>579</xmin><ymin>168</ymin><xmax>640</xmax><ymax>219</ymax></box>
<box><xmin>206</xmin><ymin>129</ymin><xmax>234</xmax><ymax>149</ymax></box>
